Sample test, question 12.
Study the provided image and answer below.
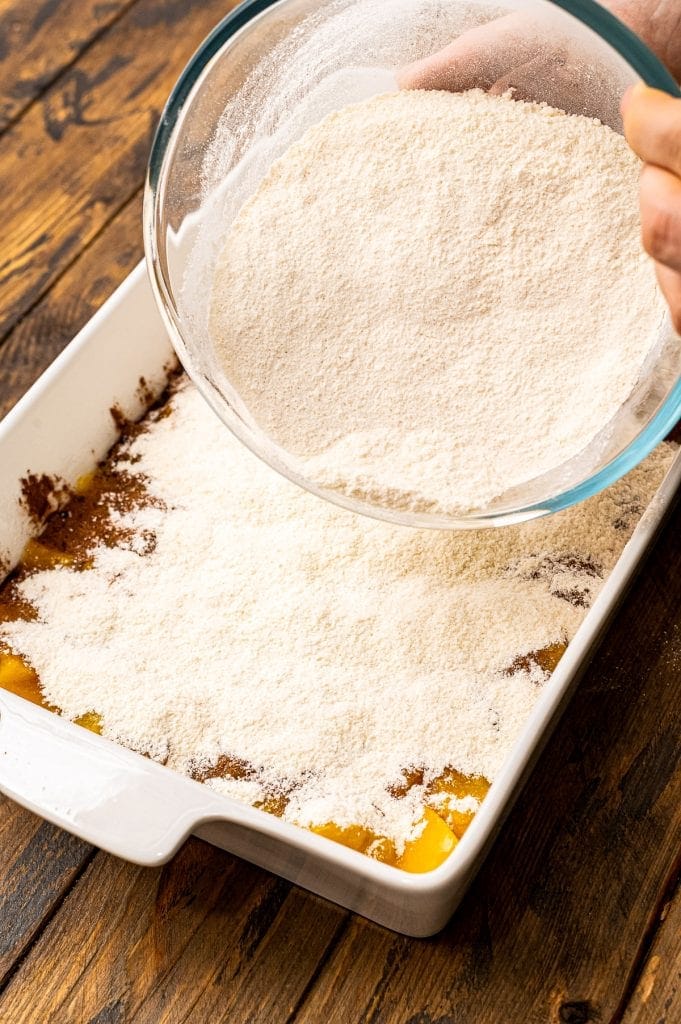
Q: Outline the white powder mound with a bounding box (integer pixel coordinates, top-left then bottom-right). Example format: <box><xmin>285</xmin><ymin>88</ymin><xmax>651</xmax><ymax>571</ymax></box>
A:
<box><xmin>209</xmin><ymin>89</ymin><xmax>664</xmax><ymax>514</ymax></box>
<box><xmin>1</xmin><ymin>383</ymin><xmax>674</xmax><ymax>849</ymax></box>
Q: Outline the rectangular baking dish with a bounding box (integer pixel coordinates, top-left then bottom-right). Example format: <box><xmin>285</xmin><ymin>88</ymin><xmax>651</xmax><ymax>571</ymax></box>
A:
<box><xmin>1</xmin><ymin>263</ymin><xmax>679</xmax><ymax>937</ymax></box>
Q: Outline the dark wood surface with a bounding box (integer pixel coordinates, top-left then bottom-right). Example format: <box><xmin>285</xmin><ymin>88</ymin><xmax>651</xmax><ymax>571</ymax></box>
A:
<box><xmin>0</xmin><ymin>3</ymin><xmax>679</xmax><ymax>1021</ymax></box>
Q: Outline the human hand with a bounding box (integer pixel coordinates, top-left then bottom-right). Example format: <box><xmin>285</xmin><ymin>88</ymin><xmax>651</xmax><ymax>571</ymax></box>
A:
<box><xmin>608</xmin><ymin>2</ymin><xmax>681</xmax><ymax>84</ymax></box>
<box><xmin>397</xmin><ymin>2</ymin><xmax>681</xmax><ymax>332</ymax></box>
<box><xmin>396</xmin><ymin>9</ymin><xmax>624</xmax><ymax>127</ymax></box>
<box><xmin>397</xmin><ymin>2</ymin><xmax>681</xmax><ymax>93</ymax></box>
<box><xmin>397</xmin><ymin>13</ymin><xmax>540</xmax><ymax>93</ymax></box>
<box><xmin>622</xmin><ymin>84</ymin><xmax>681</xmax><ymax>332</ymax></box>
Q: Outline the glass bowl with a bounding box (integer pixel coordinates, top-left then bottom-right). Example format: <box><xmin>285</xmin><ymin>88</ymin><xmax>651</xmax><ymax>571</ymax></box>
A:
<box><xmin>144</xmin><ymin>0</ymin><xmax>681</xmax><ymax>529</ymax></box>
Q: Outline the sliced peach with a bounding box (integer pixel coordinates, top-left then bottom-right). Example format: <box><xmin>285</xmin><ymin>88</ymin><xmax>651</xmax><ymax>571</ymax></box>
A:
<box><xmin>254</xmin><ymin>793</ymin><xmax>289</xmax><ymax>818</ymax></box>
<box><xmin>310</xmin><ymin>822</ymin><xmax>376</xmax><ymax>854</ymax></box>
<box><xmin>397</xmin><ymin>808</ymin><xmax>457</xmax><ymax>873</ymax></box>
<box><xmin>365</xmin><ymin>836</ymin><xmax>398</xmax><ymax>866</ymax></box>
<box><xmin>433</xmin><ymin>803</ymin><xmax>476</xmax><ymax>840</ymax></box>
<box><xmin>74</xmin><ymin>711</ymin><xmax>103</xmax><ymax>735</ymax></box>
<box><xmin>0</xmin><ymin>652</ymin><xmax>48</xmax><ymax>707</ymax></box>
<box><xmin>428</xmin><ymin>766</ymin><xmax>490</xmax><ymax>803</ymax></box>
<box><xmin>310</xmin><ymin>822</ymin><xmax>398</xmax><ymax>865</ymax></box>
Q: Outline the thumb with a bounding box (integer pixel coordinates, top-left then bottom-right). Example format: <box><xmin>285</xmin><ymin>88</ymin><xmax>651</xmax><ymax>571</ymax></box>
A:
<box><xmin>622</xmin><ymin>82</ymin><xmax>681</xmax><ymax>177</ymax></box>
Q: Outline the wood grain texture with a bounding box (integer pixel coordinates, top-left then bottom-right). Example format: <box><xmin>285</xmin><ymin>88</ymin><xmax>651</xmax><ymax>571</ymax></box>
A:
<box><xmin>622</xmin><ymin>877</ymin><xmax>681</xmax><ymax>1024</ymax></box>
<box><xmin>0</xmin><ymin>0</ymin><xmax>680</xmax><ymax>1019</ymax></box>
<box><xmin>0</xmin><ymin>189</ymin><xmax>143</xmax><ymax>419</ymax></box>
<box><xmin>0</xmin><ymin>0</ymin><xmax>136</xmax><ymax>133</ymax></box>
<box><xmin>0</xmin><ymin>0</ymin><xmax>235</xmax><ymax>345</ymax></box>
<box><xmin>292</xmin><ymin>505</ymin><xmax>681</xmax><ymax>1024</ymax></box>
<box><xmin>0</xmin><ymin>839</ymin><xmax>345</xmax><ymax>1023</ymax></box>
<box><xmin>0</xmin><ymin>795</ymin><xmax>92</xmax><ymax>989</ymax></box>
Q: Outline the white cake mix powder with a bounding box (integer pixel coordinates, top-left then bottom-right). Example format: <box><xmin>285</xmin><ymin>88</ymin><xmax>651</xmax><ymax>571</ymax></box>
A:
<box><xmin>208</xmin><ymin>89</ymin><xmax>664</xmax><ymax>514</ymax></box>
<box><xmin>0</xmin><ymin>382</ymin><xmax>674</xmax><ymax>850</ymax></box>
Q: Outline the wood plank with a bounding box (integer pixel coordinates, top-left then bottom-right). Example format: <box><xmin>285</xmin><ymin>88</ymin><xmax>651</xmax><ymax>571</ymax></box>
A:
<box><xmin>0</xmin><ymin>0</ymin><xmax>137</xmax><ymax>134</ymax></box>
<box><xmin>0</xmin><ymin>0</ymin><xmax>235</xmax><ymax>345</ymax></box>
<box><xmin>0</xmin><ymin>838</ymin><xmax>345</xmax><ymax>1022</ymax></box>
<box><xmin>292</xmin><ymin>505</ymin><xmax>681</xmax><ymax>1024</ymax></box>
<box><xmin>0</xmin><ymin>2</ymin><xmax>679</xmax><ymax>1014</ymax></box>
<box><xmin>0</xmin><ymin>795</ymin><xmax>92</xmax><ymax>989</ymax></box>
<box><xmin>0</xmin><ymin>189</ymin><xmax>143</xmax><ymax>420</ymax></box>
<box><xmin>621</xmin><ymin>878</ymin><xmax>681</xmax><ymax>1024</ymax></box>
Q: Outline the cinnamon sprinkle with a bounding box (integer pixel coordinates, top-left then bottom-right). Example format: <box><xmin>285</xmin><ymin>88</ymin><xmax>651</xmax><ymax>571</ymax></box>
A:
<box><xmin>2</xmin><ymin>374</ymin><xmax>182</xmax><ymax>623</ymax></box>
<box><xmin>19</xmin><ymin>473</ymin><xmax>70</xmax><ymax>529</ymax></box>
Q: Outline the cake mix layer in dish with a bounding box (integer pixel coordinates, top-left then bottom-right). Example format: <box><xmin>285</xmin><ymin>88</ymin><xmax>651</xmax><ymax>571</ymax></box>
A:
<box><xmin>0</xmin><ymin>378</ymin><xmax>675</xmax><ymax>872</ymax></box>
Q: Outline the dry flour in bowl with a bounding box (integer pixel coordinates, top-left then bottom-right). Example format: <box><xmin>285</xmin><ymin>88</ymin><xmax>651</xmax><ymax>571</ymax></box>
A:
<box><xmin>208</xmin><ymin>88</ymin><xmax>664</xmax><ymax>516</ymax></box>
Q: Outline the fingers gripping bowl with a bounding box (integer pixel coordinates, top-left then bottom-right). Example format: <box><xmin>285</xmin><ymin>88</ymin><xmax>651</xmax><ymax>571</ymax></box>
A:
<box><xmin>144</xmin><ymin>0</ymin><xmax>681</xmax><ymax>529</ymax></box>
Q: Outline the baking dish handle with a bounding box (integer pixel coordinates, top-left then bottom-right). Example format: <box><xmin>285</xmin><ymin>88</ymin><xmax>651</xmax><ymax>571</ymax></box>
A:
<box><xmin>0</xmin><ymin>694</ymin><xmax>227</xmax><ymax>865</ymax></box>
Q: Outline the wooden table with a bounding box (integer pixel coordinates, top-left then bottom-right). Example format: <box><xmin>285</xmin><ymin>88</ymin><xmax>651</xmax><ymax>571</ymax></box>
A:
<box><xmin>0</xmin><ymin>2</ymin><xmax>679</xmax><ymax>1020</ymax></box>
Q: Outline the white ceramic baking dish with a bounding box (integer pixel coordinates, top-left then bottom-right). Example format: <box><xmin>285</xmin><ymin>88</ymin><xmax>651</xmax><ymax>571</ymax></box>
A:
<box><xmin>1</xmin><ymin>263</ymin><xmax>679</xmax><ymax>936</ymax></box>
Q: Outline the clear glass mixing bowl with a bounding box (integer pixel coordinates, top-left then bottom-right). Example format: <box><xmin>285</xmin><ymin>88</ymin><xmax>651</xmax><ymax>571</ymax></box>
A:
<box><xmin>144</xmin><ymin>0</ymin><xmax>681</xmax><ymax>529</ymax></box>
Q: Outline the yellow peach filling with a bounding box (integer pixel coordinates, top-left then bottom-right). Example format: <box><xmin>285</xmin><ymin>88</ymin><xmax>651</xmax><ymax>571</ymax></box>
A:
<box><xmin>309</xmin><ymin>768</ymin><xmax>492</xmax><ymax>873</ymax></box>
<box><xmin>0</xmin><ymin>650</ymin><xmax>103</xmax><ymax>735</ymax></box>
<box><xmin>1</xmin><ymin>535</ymin><xmax>490</xmax><ymax>873</ymax></box>
<box><xmin>0</xmin><ymin>651</ymin><xmax>50</xmax><ymax>709</ymax></box>
<box><xmin>21</xmin><ymin>539</ymin><xmax>75</xmax><ymax>572</ymax></box>
<box><xmin>0</xmin><ymin>637</ymin><xmax>481</xmax><ymax>871</ymax></box>
<box><xmin>398</xmin><ymin>808</ymin><xmax>458</xmax><ymax>873</ymax></box>
<box><xmin>312</xmin><ymin>813</ymin><xmax>459</xmax><ymax>873</ymax></box>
